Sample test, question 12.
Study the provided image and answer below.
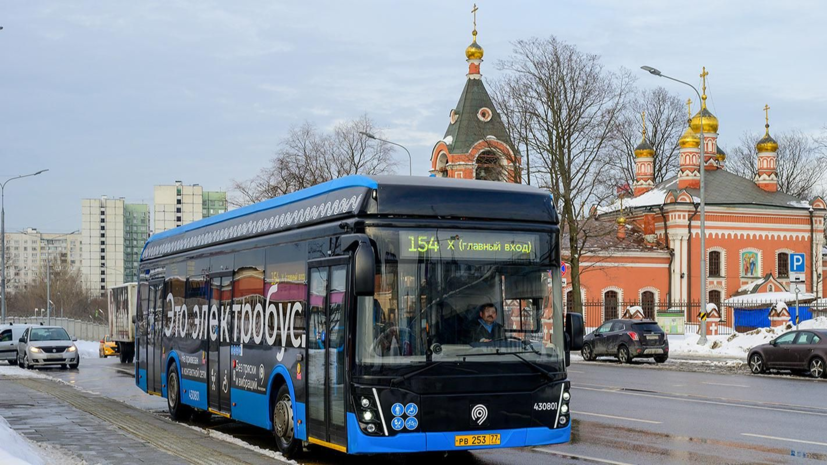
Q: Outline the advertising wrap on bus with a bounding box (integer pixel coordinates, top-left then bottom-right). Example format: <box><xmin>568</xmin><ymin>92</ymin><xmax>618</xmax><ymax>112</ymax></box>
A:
<box><xmin>133</xmin><ymin>175</ymin><xmax>581</xmax><ymax>458</ymax></box>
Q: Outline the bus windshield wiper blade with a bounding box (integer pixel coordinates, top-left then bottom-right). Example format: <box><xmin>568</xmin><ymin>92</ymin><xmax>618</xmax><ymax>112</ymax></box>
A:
<box><xmin>390</xmin><ymin>361</ymin><xmax>443</xmax><ymax>387</ymax></box>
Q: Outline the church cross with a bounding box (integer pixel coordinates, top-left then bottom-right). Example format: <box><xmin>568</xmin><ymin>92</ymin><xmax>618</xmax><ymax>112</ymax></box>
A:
<box><xmin>763</xmin><ymin>104</ymin><xmax>770</xmax><ymax>126</ymax></box>
<box><xmin>700</xmin><ymin>67</ymin><xmax>709</xmax><ymax>107</ymax></box>
<box><xmin>686</xmin><ymin>98</ymin><xmax>692</xmax><ymax>121</ymax></box>
<box><xmin>472</xmin><ymin>4</ymin><xmax>478</xmax><ymax>30</ymax></box>
<box><xmin>641</xmin><ymin>111</ymin><xmax>647</xmax><ymax>138</ymax></box>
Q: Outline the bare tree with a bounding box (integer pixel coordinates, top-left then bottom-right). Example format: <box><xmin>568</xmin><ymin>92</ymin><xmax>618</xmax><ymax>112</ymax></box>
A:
<box><xmin>608</xmin><ymin>86</ymin><xmax>685</xmax><ymax>188</ymax></box>
<box><xmin>7</xmin><ymin>260</ymin><xmax>93</xmax><ymax>320</ymax></box>
<box><xmin>231</xmin><ymin>115</ymin><xmax>397</xmax><ymax>206</ymax></box>
<box><xmin>728</xmin><ymin>130</ymin><xmax>827</xmax><ymax>199</ymax></box>
<box><xmin>495</xmin><ymin>36</ymin><xmax>635</xmax><ymax>315</ymax></box>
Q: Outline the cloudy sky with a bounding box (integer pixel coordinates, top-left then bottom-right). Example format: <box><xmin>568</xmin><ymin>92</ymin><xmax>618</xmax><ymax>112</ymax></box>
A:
<box><xmin>3</xmin><ymin>0</ymin><xmax>826</xmax><ymax>232</ymax></box>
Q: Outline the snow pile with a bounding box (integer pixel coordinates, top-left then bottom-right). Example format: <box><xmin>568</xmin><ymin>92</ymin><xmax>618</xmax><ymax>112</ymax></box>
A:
<box><xmin>724</xmin><ymin>292</ymin><xmax>816</xmax><ymax>306</ymax></box>
<box><xmin>0</xmin><ymin>416</ymin><xmax>85</xmax><ymax>465</ymax></box>
<box><xmin>669</xmin><ymin>316</ymin><xmax>827</xmax><ymax>358</ymax></box>
<box><xmin>0</xmin><ymin>365</ymin><xmax>50</xmax><ymax>379</ymax></box>
<box><xmin>74</xmin><ymin>340</ymin><xmax>100</xmax><ymax>359</ymax></box>
<box><xmin>596</xmin><ymin>188</ymin><xmax>668</xmax><ymax>214</ymax></box>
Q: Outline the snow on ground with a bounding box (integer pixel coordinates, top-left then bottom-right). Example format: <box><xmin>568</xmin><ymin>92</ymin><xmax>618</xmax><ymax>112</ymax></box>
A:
<box><xmin>74</xmin><ymin>340</ymin><xmax>100</xmax><ymax>359</ymax></box>
<box><xmin>0</xmin><ymin>364</ymin><xmax>50</xmax><ymax>379</ymax></box>
<box><xmin>0</xmin><ymin>416</ymin><xmax>84</xmax><ymax>465</ymax></box>
<box><xmin>668</xmin><ymin>316</ymin><xmax>827</xmax><ymax>359</ymax></box>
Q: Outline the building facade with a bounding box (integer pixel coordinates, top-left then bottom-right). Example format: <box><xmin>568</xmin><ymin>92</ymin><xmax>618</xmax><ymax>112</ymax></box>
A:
<box><xmin>2</xmin><ymin>228</ymin><xmax>82</xmax><ymax>293</ymax></box>
<box><xmin>81</xmin><ymin>197</ymin><xmax>150</xmax><ymax>296</ymax></box>
<box><xmin>153</xmin><ymin>181</ymin><xmax>227</xmax><ymax>234</ymax></box>
<box><xmin>578</xmin><ymin>76</ymin><xmax>826</xmax><ymax>328</ymax></box>
<box><xmin>429</xmin><ymin>20</ymin><xmax>521</xmax><ymax>183</ymax></box>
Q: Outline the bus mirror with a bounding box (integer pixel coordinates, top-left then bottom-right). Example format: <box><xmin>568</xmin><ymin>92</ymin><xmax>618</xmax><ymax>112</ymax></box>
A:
<box><xmin>353</xmin><ymin>241</ymin><xmax>375</xmax><ymax>296</ymax></box>
<box><xmin>566</xmin><ymin>312</ymin><xmax>584</xmax><ymax>351</ymax></box>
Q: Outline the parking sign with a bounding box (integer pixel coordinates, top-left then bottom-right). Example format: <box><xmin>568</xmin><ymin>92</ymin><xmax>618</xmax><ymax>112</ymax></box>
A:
<box><xmin>790</xmin><ymin>253</ymin><xmax>806</xmax><ymax>283</ymax></box>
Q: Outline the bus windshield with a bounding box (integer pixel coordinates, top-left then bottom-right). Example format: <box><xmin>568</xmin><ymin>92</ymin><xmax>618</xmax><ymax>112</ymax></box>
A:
<box><xmin>357</xmin><ymin>228</ymin><xmax>565</xmax><ymax>373</ymax></box>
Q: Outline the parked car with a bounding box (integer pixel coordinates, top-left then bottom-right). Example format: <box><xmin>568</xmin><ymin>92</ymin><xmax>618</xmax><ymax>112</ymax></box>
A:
<box><xmin>581</xmin><ymin>319</ymin><xmax>669</xmax><ymax>363</ymax></box>
<box><xmin>0</xmin><ymin>324</ymin><xmax>33</xmax><ymax>365</ymax></box>
<box><xmin>17</xmin><ymin>326</ymin><xmax>80</xmax><ymax>369</ymax></box>
<box><xmin>747</xmin><ymin>330</ymin><xmax>827</xmax><ymax>378</ymax></box>
<box><xmin>99</xmin><ymin>335</ymin><xmax>118</xmax><ymax>358</ymax></box>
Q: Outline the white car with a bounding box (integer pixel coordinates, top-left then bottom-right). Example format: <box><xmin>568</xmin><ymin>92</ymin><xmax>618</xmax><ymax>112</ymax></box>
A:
<box><xmin>0</xmin><ymin>324</ymin><xmax>33</xmax><ymax>365</ymax></box>
<box><xmin>17</xmin><ymin>326</ymin><xmax>80</xmax><ymax>369</ymax></box>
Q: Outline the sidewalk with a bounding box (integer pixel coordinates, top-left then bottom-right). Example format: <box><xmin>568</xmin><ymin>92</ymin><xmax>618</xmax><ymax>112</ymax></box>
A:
<box><xmin>0</xmin><ymin>375</ymin><xmax>289</xmax><ymax>465</ymax></box>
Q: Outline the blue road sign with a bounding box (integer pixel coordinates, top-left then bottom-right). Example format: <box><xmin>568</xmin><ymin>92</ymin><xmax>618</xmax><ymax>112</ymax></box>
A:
<box><xmin>405</xmin><ymin>417</ymin><xmax>419</xmax><ymax>430</ymax></box>
<box><xmin>790</xmin><ymin>253</ymin><xmax>806</xmax><ymax>273</ymax></box>
<box><xmin>391</xmin><ymin>403</ymin><xmax>404</xmax><ymax>417</ymax></box>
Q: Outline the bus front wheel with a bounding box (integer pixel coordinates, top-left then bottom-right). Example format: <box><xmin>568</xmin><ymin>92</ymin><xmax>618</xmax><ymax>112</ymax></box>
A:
<box><xmin>273</xmin><ymin>384</ymin><xmax>300</xmax><ymax>457</ymax></box>
<box><xmin>167</xmin><ymin>366</ymin><xmax>192</xmax><ymax>421</ymax></box>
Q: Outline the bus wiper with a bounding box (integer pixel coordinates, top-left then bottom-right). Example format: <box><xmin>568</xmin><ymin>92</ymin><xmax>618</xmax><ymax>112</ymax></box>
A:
<box><xmin>461</xmin><ymin>350</ymin><xmax>554</xmax><ymax>381</ymax></box>
<box><xmin>390</xmin><ymin>361</ymin><xmax>444</xmax><ymax>388</ymax></box>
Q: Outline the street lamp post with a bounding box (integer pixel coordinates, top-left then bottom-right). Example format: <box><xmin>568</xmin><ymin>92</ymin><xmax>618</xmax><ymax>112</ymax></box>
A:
<box><xmin>359</xmin><ymin>132</ymin><xmax>412</xmax><ymax>176</ymax></box>
<box><xmin>641</xmin><ymin>66</ymin><xmax>709</xmax><ymax>345</ymax></box>
<box><xmin>1</xmin><ymin>169</ymin><xmax>49</xmax><ymax>323</ymax></box>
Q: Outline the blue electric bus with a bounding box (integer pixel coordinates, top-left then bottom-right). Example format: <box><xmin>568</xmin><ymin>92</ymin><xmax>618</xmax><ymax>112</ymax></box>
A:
<box><xmin>135</xmin><ymin>175</ymin><xmax>584</xmax><ymax>456</ymax></box>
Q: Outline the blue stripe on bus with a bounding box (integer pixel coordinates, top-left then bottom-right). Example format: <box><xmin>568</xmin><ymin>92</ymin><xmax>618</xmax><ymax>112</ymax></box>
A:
<box><xmin>345</xmin><ymin>413</ymin><xmax>570</xmax><ymax>454</ymax></box>
<box><xmin>137</xmin><ymin>368</ymin><xmax>147</xmax><ymax>391</ymax></box>
<box><xmin>145</xmin><ymin>175</ymin><xmax>378</xmax><ymax>244</ymax></box>
<box><xmin>230</xmin><ymin>388</ymin><xmax>271</xmax><ymax>430</ymax></box>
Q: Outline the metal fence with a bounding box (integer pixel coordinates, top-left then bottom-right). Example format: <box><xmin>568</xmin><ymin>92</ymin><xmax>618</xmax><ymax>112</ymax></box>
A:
<box><xmin>578</xmin><ymin>298</ymin><xmax>827</xmax><ymax>335</ymax></box>
<box><xmin>4</xmin><ymin>317</ymin><xmax>107</xmax><ymax>341</ymax></box>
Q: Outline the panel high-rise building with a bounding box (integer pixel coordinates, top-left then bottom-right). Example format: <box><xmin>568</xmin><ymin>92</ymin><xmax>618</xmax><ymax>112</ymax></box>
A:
<box><xmin>153</xmin><ymin>181</ymin><xmax>227</xmax><ymax>234</ymax></box>
<box><xmin>81</xmin><ymin>197</ymin><xmax>149</xmax><ymax>297</ymax></box>
<box><xmin>1</xmin><ymin>228</ymin><xmax>82</xmax><ymax>294</ymax></box>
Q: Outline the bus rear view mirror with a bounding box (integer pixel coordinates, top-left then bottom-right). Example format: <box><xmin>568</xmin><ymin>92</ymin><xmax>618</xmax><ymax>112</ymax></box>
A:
<box><xmin>566</xmin><ymin>312</ymin><xmax>584</xmax><ymax>351</ymax></box>
<box><xmin>353</xmin><ymin>240</ymin><xmax>376</xmax><ymax>297</ymax></box>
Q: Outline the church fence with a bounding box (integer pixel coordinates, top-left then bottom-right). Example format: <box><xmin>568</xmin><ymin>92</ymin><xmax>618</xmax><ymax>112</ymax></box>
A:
<box><xmin>579</xmin><ymin>300</ymin><xmax>733</xmax><ymax>335</ymax></box>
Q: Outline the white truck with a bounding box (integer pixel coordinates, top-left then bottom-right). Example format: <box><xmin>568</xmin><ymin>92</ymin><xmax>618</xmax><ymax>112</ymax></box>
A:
<box><xmin>107</xmin><ymin>282</ymin><xmax>137</xmax><ymax>363</ymax></box>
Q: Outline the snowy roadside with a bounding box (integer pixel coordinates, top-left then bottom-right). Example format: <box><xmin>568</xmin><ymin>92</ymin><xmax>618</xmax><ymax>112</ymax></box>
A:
<box><xmin>74</xmin><ymin>340</ymin><xmax>101</xmax><ymax>359</ymax></box>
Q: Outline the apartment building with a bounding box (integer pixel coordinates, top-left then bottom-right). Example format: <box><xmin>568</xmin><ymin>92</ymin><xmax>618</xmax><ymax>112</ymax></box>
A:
<box><xmin>2</xmin><ymin>228</ymin><xmax>82</xmax><ymax>293</ymax></box>
<box><xmin>81</xmin><ymin>197</ymin><xmax>149</xmax><ymax>297</ymax></box>
<box><xmin>153</xmin><ymin>181</ymin><xmax>227</xmax><ymax>234</ymax></box>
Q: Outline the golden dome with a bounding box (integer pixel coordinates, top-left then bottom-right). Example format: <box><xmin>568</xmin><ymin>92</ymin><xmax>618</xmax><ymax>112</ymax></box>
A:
<box><xmin>616</xmin><ymin>216</ymin><xmax>627</xmax><ymax>225</ymax></box>
<box><xmin>716</xmin><ymin>145</ymin><xmax>726</xmax><ymax>162</ymax></box>
<box><xmin>634</xmin><ymin>140</ymin><xmax>654</xmax><ymax>158</ymax></box>
<box><xmin>465</xmin><ymin>30</ymin><xmax>484</xmax><ymax>60</ymax></box>
<box><xmin>678</xmin><ymin>125</ymin><xmax>700</xmax><ymax>149</ymax></box>
<box><xmin>690</xmin><ymin>107</ymin><xmax>719</xmax><ymax>134</ymax></box>
<box><xmin>756</xmin><ymin>131</ymin><xmax>778</xmax><ymax>153</ymax></box>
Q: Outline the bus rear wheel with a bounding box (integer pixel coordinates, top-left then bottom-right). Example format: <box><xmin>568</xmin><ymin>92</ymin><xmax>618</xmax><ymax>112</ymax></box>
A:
<box><xmin>273</xmin><ymin>384</ymin><xmax>300</xmax><ymax>458</ymax></box>
<box><xmin>167</xmin><ymin>366</ymin><xmax>192</xmax><ymax>421</ymax></box>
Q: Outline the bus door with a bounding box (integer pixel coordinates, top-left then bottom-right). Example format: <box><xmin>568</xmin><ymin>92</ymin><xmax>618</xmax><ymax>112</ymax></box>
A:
<box><xmin>208</xmin><ymin>274</ymin><xmax>233</xmax><ymax>414</ymax></box>
<box><xmin>307</xmin><ymin>259</ymin><xmax>349</xmax><ymax>450</ymax></box>
<box><xmin>147</xmin><ymin>281</ymin><xmax>164</xmax><ymax>395</ymax></box>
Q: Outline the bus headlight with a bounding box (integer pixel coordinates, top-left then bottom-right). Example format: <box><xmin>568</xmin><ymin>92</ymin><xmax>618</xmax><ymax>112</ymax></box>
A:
<box><xmin>360</xmin><ymin>397</ymin><xmax>371</xmax><ymax>409</ymax></box>
<box><xmin>362</xmin><ymin>410</ymin><xmax>374</xmax><ymax>422</ymax></box>
<box><xmin>559</xmin><ymin>416</ymin><xmax>568</xmax><ymax>425</ymax></box>
<box><xmin>562</xmin><ymin>391</ymin><xmax>570</xmax><ymax>401</ymax></box>
<box><xmin>561</xmin><ymin>404</ymin><xmax>569</xmax><ymax>414</ymax></box>
<box><xmin>366</xmin><ymin>424</ymin><xmax>376</xmax><ymax>433</ymax></box>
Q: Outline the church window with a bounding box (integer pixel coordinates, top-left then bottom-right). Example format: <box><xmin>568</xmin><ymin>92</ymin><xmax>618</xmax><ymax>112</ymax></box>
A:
<box><xmin>475</xmin><ymin>151</ymin><xmax>504</xmax><ymax>181</ymax></box>
<box><xmin>777</xmin><ymin>252</ymin><xmax>789</xmax><ymax>279</ymax></box>
<box><xmin>477</xmin><ymin>107</ymin><xmax>492</xmax><ymax>122</ymax></box>
<box><xmin>603</xmin><ymin>290</ymin><xmax>618</xmax><ymax>321</ymax></box>
<box><xmin>709</xmin><ymin>251</ymin><xmax>721</xmax><ymax>277</ymax></box>
<box><xmin>641</xmin><ymin>291</ymin><xmax>655</xmax><ymax>319</ymax></box>
<box><xmin>566</xmin><ymin>290</ymin><xmax>574</xmax><ymax>314</ymax></box>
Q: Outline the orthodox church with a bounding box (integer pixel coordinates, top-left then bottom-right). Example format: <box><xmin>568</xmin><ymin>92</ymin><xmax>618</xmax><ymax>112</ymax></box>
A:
<box><xmin>429</xmin><ymin>11</ymin><xmax>826</xmax><ymax>329</ymax></box>
<box><xmin>429</xmin><ymin>12</ymin><xmax>521</xmax><ymax>182</ymax></box>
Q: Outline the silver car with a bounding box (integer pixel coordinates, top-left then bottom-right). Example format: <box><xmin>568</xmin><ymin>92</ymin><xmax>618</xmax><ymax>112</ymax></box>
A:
<box><xmin>17</xmin><ymin>326</ymin><xmax>80</xmax><ymax>369</ymax></box>
<box><xmin>1</xmin><ymin>324</ymin><xmax>33</xmax><ymax>364</ymax></box>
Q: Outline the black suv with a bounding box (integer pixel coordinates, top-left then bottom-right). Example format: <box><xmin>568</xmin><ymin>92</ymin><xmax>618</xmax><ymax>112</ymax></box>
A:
<box><xmin>581</xmin><ymin>319</ymin><xmax>669</xmax><ymax>363</ymax></box>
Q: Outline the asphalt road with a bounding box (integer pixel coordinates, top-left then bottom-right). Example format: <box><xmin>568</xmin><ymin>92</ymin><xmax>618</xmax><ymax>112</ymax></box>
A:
<box><xmin>34</xmin><ymin>356</ymin><xmax>827</xmax><ymax>464</ymax></box>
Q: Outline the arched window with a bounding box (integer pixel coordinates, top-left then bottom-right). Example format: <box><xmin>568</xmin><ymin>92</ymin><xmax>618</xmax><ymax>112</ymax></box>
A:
<box><xmin>777</xmin><ymin>252</ymin><xmax>789</xmax><ymax>279</ymax></box>
<box><xmin>709</xmin><ymin>251</ymin><xmax>721</xmax><ymax>277</ymax></box>
<box><xmin>641</xmin><ymin>291</ymin><xmax>655</xmax><ymax>320</ymax></box>
<box><xmin>475</xmin><ymin>151</ymin><xmax>504</xmax><ymax>181</ymax></box>
<box><xmin>566</xmin><ymin>290</ymin><xmax>574</xmax><ymax>315</ymax></box>
<box><xmin>604</xmin><ymin>290</ymin><xmax>618</xmax><ymax>321</ymax></box>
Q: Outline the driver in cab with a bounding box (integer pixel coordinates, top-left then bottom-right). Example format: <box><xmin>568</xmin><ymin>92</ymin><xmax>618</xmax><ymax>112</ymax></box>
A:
<box><xmin>466</xmin><ymin>303</ymin><xmax>505</xmax><ymax>343</ymax></box>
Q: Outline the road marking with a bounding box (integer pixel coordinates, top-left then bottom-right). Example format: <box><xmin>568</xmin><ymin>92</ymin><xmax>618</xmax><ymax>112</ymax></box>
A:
<box><xmin>742</xmin><ymin>433</ymin><xmax>827</xmax><ymax>448</ymax></box>
<box><xmin>702</xmin><ymin>381</ymin><xmax>749</xmax><ymax>388</ymax></box>
<box><xmin>574</xmin><ymin>386</ymin><xmax>827</xmax><ymax>417</ymax></box>
<box><xmin>534</xmin><ymin>447</ymin><xmax>635</xmax><ymax>465</ymax></box>
<box><xmin>574</xmin><ymin>411</ymin><xmax>662</xmax><ymax>424</ymax></box>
